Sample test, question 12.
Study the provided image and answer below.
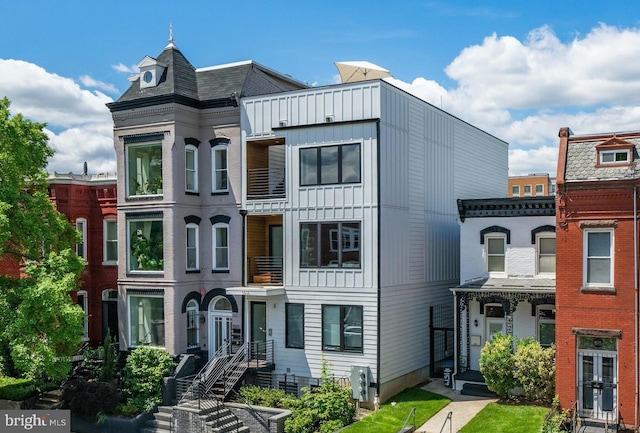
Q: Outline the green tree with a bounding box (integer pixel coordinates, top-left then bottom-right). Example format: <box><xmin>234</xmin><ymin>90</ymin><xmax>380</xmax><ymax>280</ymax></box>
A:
<box><xmin>0</xmin><ymin>97</ymin><xmax>84</xmax><ymax>381</ymax></box>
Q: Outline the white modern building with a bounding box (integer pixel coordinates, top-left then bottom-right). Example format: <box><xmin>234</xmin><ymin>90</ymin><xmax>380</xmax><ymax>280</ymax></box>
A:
<box><xmin>233</xmin><ymin>79</ymin><xmax>508</xmax><ymax>402</ymax></box>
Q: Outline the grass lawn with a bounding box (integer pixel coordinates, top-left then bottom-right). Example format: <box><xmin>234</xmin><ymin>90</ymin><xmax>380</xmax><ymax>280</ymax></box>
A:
<box><xmin>340</xmin><ymin>387</ymin><xmax>450</xmax><ymax>433</ymax></box>
<box><xmin>459</xmin><ymin>402</ymin><xmax>549</xmax><ymax>433</ymax></box>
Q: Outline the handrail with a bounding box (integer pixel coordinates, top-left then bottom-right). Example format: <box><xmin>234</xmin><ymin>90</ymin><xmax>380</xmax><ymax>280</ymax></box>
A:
<box><xmin>401</xmin><ymin>407</ymin><xmax>416</xmax><ymax>432</ymax></box>
<box><xmin>229</xmin><ymin>388</ymin><xmax>270</xmax><ymax>430</ymax></box>
<box><xmin>438</xmin><ymin>411</ymin><xmax>453</xmax><ymax>433</ymax></box>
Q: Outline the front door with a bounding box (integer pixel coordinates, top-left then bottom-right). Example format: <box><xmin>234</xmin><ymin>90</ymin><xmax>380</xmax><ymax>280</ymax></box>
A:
<box><xmin>209</xmin><ymin>297</ymin><xmax>232</xmax><ymax>357</ymax></box>
<box><xmin>250</xmin><ymin>302</ymin><xmax>267</xmax><ymax>360</ymax></box>
<box><xmin>579</xmin><ymin>351</ymin><xmax>617</xmax><ymax>420</ymax></box>
<box><xmin>485</xmin><ymin>318</ymin><xmax>504</xmax><ymax>343</ymax></box>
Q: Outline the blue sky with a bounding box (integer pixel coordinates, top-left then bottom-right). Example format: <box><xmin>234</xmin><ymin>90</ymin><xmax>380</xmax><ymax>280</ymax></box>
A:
<box><xmin>2</xmin><ymin>1</ymin><xmax>640</xmax><ymax>176</ymax></box>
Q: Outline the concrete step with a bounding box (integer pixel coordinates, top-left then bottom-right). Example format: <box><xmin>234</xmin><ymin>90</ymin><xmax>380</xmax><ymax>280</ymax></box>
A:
<box><xmin>460</xmin><ymin>383</ymin><xmax>497</xmax><ymax>398</ymax></box>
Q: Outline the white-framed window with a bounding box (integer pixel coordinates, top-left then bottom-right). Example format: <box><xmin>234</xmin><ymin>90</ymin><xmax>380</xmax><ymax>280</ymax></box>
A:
<box><xmin>126</xmin><ymin>142</ymin><xmax>163</xmax><ymax>196</ymax></box>
<box><xmin>300</xmin><ymin>222</ymin><xmax>361</xmax><ymax>268</ymax></box>
<box><xmin>511</xmin><ymin>185</ymin><xmax>520</xmax><ymax>197</ymax></box>
<box><xmin>535</xmin><ymin>184</ymin><xmax>544</xmax><ymax>195</ymax></box>
<box><xmin>599</xmin><ymin>149</ymin><xmax>630</xmax><ymax>164</ymax></box>
<box><xmin>186</xmin><ymin>299</ymin><xmax>199</xmax><ymax>348</ymax></box>
<box><xmin>76</xmin><ymin>218</ymin><xmax>87</xmax><ymax>260</ymax></box>
<box><xmin>537</xmin><ymin>305</ymin><xmax>555</xmax><ymax>347</ymax></box>
<box><xmin>524</xmin><ymin>184</ymin><xmax>532</xmax><ymax>196</ymax></box>
<box><xmin>103</xmin><ymin>219</ymin><xmax>117</xmax><ymax>264</ymax></box>
<box><xmin>128</xmin><ymin>218</ymin><xmax>164</xmax><ymax>272</ymax></box>
<box><xmin>212</xmin><ymin>144</ymin><xmax>228</xmax><ymax>193</ymax></box>
<box><xmin>322</xmin><ymin>305</ymin><xmax>362</xmax><ymax>353</ymax></box>
<box><xmin>584</xmin><ymin>229</ymin><xmax>613</xmax><ymax>286</ymax></box>
<box><xmin>128</xmin><ymin>294</ymin><xmax>165</xmax><ymax>347</ymax></box>
<box><xmin>186</xmin><ymin>223</ymin><xmax>199</xmax><ymax>271</ymax></box>
<box><xmin>537</xmin><ymin>235</ymin><xmax>556</xmax><ymax>274</ymax></box>
<box><xmin>486</xmin><ymin>235</ymin><xmax>506</xmax><ymax>273</ymax></box>
<box><xmin>77</xmin><ymin>290</ymin><xmax>88</xmax><ymax>341</ymax></box>
<box><xmin>186</xmin><ymin>144</ymin><xmax>198</xmax><ymax>192</ymax></box>
<box><xmin>212</xmin><ymin>222</ymin><xmax>229</xmax><ymax>270</ymax></box>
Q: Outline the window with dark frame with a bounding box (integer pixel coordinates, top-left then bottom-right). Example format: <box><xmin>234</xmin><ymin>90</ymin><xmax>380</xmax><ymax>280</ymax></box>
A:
<box><xmin>186</xmin><ymin>299</ymin><xmax>199</xmax><ymax>348</ymax></box>
<box><xmin>300</xmin><ymin>143</ymin><xmax>360</xmax><ymax>186</ymax></box>
<box><xmin>322</xmin><ymin>305</ymin><xmax>363</xmax><ymax>353</ymax></box>
<box><xmin>300</xmin><ymin>222</ymin><xmax>361</xmax><ymax>268</ymax></box>
<box><xmin>285</xmin><ymin>303</ymin><xmax>304</xmax><ymax>349</ymax></box>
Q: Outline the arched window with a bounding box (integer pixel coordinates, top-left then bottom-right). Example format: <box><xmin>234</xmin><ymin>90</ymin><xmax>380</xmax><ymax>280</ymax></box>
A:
<box><xmin>76</xmin><ymin>218</ymin><xmax>87</xmax><ymax>259</ymax></box>
<box><xmin>186</xmin><ymin>144</ymin><xmax>198</xmax><ymax>193</ymax></box>
<box><xmin>186</xmin><ymin>299</ymin><xmax>199</xmax><ymax>348</ymax></box>
<box><xmin>212</xmin><ymin>144</ymin><xmax>228</xmax><ymax>193</ymax></box>
<box><xmin>212</xmin><ymin>222</ymin><xmax>229</xmax><ymax>271</ymax></box>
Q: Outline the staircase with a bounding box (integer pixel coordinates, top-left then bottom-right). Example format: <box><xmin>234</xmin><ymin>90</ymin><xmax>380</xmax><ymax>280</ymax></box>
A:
<box><xmin>33</xmin><ymin>389</ymin><xmax>64</xmax><ymax>410</ymax></box>
<box><xmin>460</xmin><ymin>382</ymin><xmax>497</xmax><ymax>398</ymax></box>
<box><xmin>140</xmin><ymin>406</ymin><xmax>172</xmax><ymax>433</ymax></box>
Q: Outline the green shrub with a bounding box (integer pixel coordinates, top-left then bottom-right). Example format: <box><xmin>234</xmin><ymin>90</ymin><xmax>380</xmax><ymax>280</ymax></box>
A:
<box><xmin>513</xmin><ymin>338</ymin><xmax>556</xmax><ymax>405</ymax></box>
<box><xmin>542</xmin><ymin>396</ymin><xmax>570</xmax><ymax>433</ymax></box>
<box><xmin>62</xmin><ymin>379</ymin><xmax>119</xmax><ymax>421</ymax></box>
<box><xmin>284</xmin><ymin>360</ymin><xmax>356</xmax><ymax>433</ymax></box>
<box><xmin>479</xmin><ymin>333</ymin><xmax>518</xmax><ymax>399</ymax></box>
<box><xmin>240</xmin><ymin>384</ymin><xmax>288</xmax><ymax>407</ymax></box>
<box><xmin>122</xmin><ymin>346</ymin><xmax>175</xmax><ymax>412</ymax></box>
<box><xmin>0</xmin><ymin>377</ymin><xmax>37</xmax><ymax>400</ymax></box>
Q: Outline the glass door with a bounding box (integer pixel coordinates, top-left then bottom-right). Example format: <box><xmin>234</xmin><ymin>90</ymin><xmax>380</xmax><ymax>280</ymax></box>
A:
<box><xmin>208</xmin><ymin>297</ymin><xmax>232</xmax><ymax>357</ymax></box>
<box><xmin>579</xmin><ymin>351</ymin><xmax>617</xmax><ymax>420</ymax></box>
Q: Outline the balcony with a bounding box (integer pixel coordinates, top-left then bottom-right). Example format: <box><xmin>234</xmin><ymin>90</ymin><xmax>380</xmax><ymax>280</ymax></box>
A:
<box><xmin>249</xmin><ymin>256</ymin><xmax>283</xmax><ymax>284</ymax></box>
<box><xmin>247</xmin><ymin>140</ymin><xmax>285</xmax><ymax>201</ymax></box>
<box><xmin>247</xmin><ymin>168</ymin><xmax>285</xmax><ymax>200</ymax></box>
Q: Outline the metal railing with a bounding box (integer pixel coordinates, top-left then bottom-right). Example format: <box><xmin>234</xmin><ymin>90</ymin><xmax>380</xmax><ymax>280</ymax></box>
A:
<box><xmin>247</xmin><ymin>167</ymin><xmax>285</xmax><ymax>199</ymax></box>
<box><xmin>249</xmin><ymin>256</ymin><xmax>283</xmax><ymax>284</ymax></box>
<box><xmin>438</xmin><ymin>411</ymin><xmax>453</xmax><ymax>433</ymax></box>
<box><xmin>401</xmin><ymin>407</ymin><xmax>416</xmax><ymax>432</ymax></box>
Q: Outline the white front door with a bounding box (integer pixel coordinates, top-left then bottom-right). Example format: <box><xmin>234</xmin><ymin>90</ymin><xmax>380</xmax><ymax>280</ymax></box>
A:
<box><xmin>485</xmin><ymin>318</ymin><xmax>504</xmax><ymax>343</ymax></box>
<box><xmin>208</xmin><ymin>296</ymin><xmax>233</xmax><ymax>357</ymax></box>
<box><xmin>579</xmin><ymin>351</ymin><xmax>617</xmax><ymax>420</ymax></box>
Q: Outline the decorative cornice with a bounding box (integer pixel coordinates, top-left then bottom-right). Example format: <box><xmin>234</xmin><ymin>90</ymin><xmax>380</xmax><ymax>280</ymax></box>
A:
<box><xmin>458</xmin><ymin>197</ymin><xmax>555</xmax><ymax>222</ymax></box>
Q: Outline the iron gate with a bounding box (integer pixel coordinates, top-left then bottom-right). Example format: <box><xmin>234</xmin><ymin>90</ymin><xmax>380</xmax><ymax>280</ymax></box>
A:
<box><xmin>430</xmin><ymin>303</ymin><xmax>454</xmax><ymax>377</ymax></box>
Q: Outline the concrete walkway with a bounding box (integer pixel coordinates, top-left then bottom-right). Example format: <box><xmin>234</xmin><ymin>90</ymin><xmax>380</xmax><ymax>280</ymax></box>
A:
<box><xmin>415</xmin><ymin>379</ymin><xmax>496</xmax><ymax>433</ymax></box>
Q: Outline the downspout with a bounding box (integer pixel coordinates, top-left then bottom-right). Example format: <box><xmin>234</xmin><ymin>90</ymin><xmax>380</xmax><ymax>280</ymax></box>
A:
<box><xmin>240</xmin><ymin>209</ymin><xmax>248</xmax><ymax>287</ymax></box>
<box><xmin>452</xmin><ymin>290</ymin><xmax>458</xmax><ymax>389</ymax></box>
<box><xmin>634</xmin><ymin>186</ymin><xmax>638</xmax><ymax>431</ymax></box>
<box><xmin>376</xmin><ymin>119</ymin><xmax>382</xmax><ymax>401</ymax></box>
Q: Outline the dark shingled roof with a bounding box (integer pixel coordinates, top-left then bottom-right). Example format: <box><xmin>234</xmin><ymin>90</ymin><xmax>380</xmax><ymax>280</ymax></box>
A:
<box><xmin>108</xmin><ymin>45</ymin><xmax>306</xmax><ymax>112</ymax></box>
<box><xmin>564</xmin><ymin>135</ymin><xmax>640</xmax><ymax>181</ymax></box>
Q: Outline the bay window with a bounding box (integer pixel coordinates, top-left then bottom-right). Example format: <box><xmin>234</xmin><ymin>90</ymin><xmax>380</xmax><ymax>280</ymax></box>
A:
<box><xmin>127</xmin><ymin>142</ymin><xmax>163</xmax><ymax>196</ymax></box>
<box><xmin>128</xmin><ymin>294</ymin><xmax>164</xmax><ymax>347</ymax></box>
<box><xmin>128</xmin><ymin>216</ymin><xmax>163</xmax><ymax>272</ymax></box>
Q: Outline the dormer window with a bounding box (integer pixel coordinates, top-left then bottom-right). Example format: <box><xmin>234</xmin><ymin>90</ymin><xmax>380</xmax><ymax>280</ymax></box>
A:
<box><xmin>595</xmin><ymin>137</ymin><xmax>634</xmax><ymax>167</ymax></box>
<box><xmin>599</xmin><ymin>149</ymin><xmax>629</xmax><ymax>164</ymax></box>
<box><xmin>137</xmin><ymin>55</ymin><xmax>167</xmax><ymax>89</ymax></box>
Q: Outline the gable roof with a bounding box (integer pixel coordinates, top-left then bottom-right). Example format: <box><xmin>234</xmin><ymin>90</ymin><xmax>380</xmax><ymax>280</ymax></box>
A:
<box><xmin>108</xmin><ymin>46</ymin><xmax>307</xmax><ymax>112</ymax></box>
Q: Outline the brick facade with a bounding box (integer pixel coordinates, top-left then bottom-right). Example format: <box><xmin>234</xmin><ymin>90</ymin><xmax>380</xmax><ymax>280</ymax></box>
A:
<box><xmin>49</xmin><ymin>174</ymin><xmax>118</xmax><ymax>345</ymax></box>
<box><xmin>556</xmin><ymin>127</ymin><xmax>640</xmax><ymax>428</ymax></box>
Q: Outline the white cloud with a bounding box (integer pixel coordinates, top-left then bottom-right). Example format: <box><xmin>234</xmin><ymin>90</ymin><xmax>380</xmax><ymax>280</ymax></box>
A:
<box><xmin>0</xmin><ymin>58</ymin><xmax>115</xmax><ymax>173</ymax></box>
<box><xmin>112</xmin><ymin>63</ymin><xmax>138</xmax><ymax>73</ymax></box>
<box><xmin>390</xmin><ymin>24</ymin><xmax>640</xmax><ymax>175</ymax></box>
<box><xmin>79</xmin><ymin>75</ymin><xmax>118</xmax><ymax>94</ymax></box>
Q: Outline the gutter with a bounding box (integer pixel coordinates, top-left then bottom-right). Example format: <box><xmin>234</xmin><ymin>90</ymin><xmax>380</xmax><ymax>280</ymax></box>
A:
<box><xmin>376</xmin><ymin>119</ymin><xmax>382</xmax><ymax>400</ymax></box>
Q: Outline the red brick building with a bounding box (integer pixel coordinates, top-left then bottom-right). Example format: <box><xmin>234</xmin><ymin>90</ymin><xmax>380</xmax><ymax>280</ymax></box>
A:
<box><xmin>48</xmin><ymin>172</ymin><xmax>118</xmax><ymax>346</ymax></box>
<box><xmin>556</xmin><ymin>127</ymin><xmax>640</xmax><ymax>428</ymax></box>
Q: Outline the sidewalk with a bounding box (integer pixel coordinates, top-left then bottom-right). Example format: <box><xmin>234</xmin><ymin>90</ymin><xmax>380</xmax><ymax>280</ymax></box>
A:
<box><xmin>415</xmin><ymin>379</ymin><xmax>496</xmax><ymax>433</ymax></box>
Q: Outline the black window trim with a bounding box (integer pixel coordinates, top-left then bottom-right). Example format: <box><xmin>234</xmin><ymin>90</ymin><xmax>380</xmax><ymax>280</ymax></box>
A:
<box><xmin>299</xmin><ymin>143</ymin><xmax>361</xmax><ymax>187</ymax></box>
